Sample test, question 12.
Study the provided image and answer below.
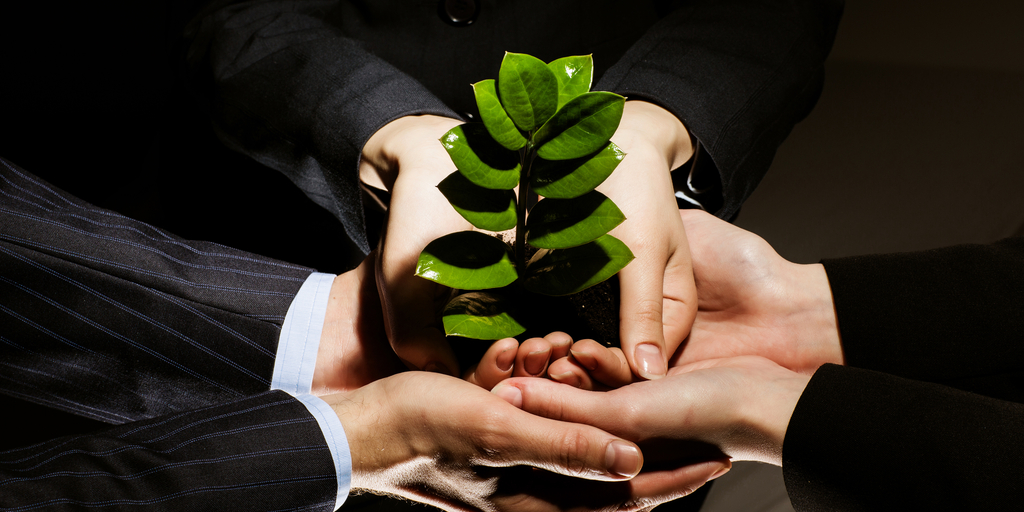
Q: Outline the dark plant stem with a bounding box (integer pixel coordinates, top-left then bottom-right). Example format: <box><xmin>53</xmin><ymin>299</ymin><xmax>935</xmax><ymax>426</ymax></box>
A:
<box><xmin>515</xmin><ymin>145</ymin><xmax>534</xmax><ymax>272</ymax></box>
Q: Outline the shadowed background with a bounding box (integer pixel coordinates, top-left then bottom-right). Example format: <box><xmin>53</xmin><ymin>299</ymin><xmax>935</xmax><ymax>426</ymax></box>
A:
<box><xmin>1</xmin><ymin>0</ymin><xmax>1021</xmax><ymax>510</ymax></box>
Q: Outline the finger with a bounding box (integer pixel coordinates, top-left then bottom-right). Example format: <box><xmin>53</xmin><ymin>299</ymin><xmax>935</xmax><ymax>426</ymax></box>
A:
<box><xmin>464</xmin><ymin>338</ymin><xmax>519</xmax><ymax>389</ymax></box>
<box><xmin>615</xmin><ymin>238</ymin><xmax>670</xmax><ymax>381</ymax></box>
<box><xmin>568</xmin><ymin>339</ymin><xmax>632</xmax><ymax>388</ymax></box>
<box><xmin>545</xmin><ymin>331</ymin><xmax>573</xmax><ymax>361</ymax></box>
<box><xmin>375</xmin><ymin>244</ymin><xmax>460</xmax><ymax>375</ymax></box>
<box><xmin>660</xmin><ymin>231</ymin><xmax>697</xmax><ymax>356</ymax></box>
<box><xmin>488</xmin><ymin>398</ymin><xmax>644</xmax><ymax>481</ymax></box>
<box><xmin>626</xmin><ymin>458</ymin><xmax>732</xmax><ymax>507</ymax></box>
<box><xmin>493</xmin><ymin>377</ymin><xmax>612</xmax><ymax>427</ymax></box>
<box><xmin>547</xmin><ymin>356</ymin><xmax>594</xmax><ymax>390</ymax></box>
<box><xmin>514</xmin><ymin>337</ymin><xmax>554</xmax><ymax>377</ymax></box>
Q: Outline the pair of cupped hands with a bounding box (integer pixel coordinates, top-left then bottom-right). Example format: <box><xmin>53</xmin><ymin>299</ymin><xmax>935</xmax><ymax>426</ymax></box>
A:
<box><xmin>312</xmin><ymin>102</ymin><xmax>844</xmax><ymax>512</ymax></box>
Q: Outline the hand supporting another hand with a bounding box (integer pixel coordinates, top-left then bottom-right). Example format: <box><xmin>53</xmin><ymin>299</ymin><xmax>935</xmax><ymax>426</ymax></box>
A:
<box><xmin>543</xmin><ymin>210</ymin><xmax>845</xmax><ymax>389</ymax></box>
<box><xmin>596</xmin><ymin>101</ymin><xmax>697</xmax><ymax>381</ymax></box>
<box><xmin>672</xmin><ymin>210</ymin><xmax>844</xmax><ymax>373</ymax></box>
<box><xmin>494</xmin><ymin>355</ymin><xmax>810</xmax><ymax>467</ymax></box>
<box><xmin>311</xmin><ymin>254</ymin><xmax>406</xmax><ymax>395</ymax></box>
<box><xmin>321</xmin><ymin>371</ymin><xmax>729</xmax><ymax>512</ymax></box>
<box><xmin>361</xmin><ymin>115</ymin><xmax>469</xmax><ymax>376</ymax></box>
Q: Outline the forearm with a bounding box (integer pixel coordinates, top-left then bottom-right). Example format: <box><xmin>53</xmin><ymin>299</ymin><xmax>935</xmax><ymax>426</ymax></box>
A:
<box><xmin>0</xmin><ymin>158</ymin><xmax>312</xmax><ymax>423</ymax></box>
<box><xmin>185</xmin><ymin>0</ymin><xmax>459</xmax><ymax>251</ymax></box>
<box><xmin>0</xmin><ymin>391</ymin><xmax>343</xmax><ymax>511</ymax></box>
<box><xmin>822</xmin><ymin>237</ymin><xmax>1024</xmax><ymax>388</ymax></box>
<box><xmin>597</xmin><ymin>0</ymin><xmax>844</xmax><ymax>218</ymax></box>
<box><xmin>783</xmin><ymin>364</ymin><xmax>1024</xmax><ymax>511</ymax></box>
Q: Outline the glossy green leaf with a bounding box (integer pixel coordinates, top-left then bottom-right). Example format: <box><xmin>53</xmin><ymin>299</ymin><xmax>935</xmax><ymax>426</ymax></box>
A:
<box><xmin>473</xmin><ymin>79</ymin><xmax>528</xmax><ymax>151</ymax></box>
<box><xmin>531</xmin><ymin>142</ymin><xmax>625</xmax><ymax>199</ymax></box>
<box><xmin>523</xmin><ymin>234</ymin><xmax>634</xmax><ymax>296</ymax></box>
<box><xmin>438</xmin><ymin>171</ymin><xmax>517</xmax><ymax>231</ymax></box>
<box><xmin>547</xmin><ymin>55</ymin><xmax>593</xmax><ymax>110</ymax></box>
<box><xmin>527</xmin><ymin>191</ymin><xmax>625</xmax><ymax>249</ymax></box>
<box><xmin>497</xmin><ymin>52</ymin><xmax>558</xmax><ymax>132</ymax></box>
<box><xmin>442</xmin><ymin>291</ymin><xmax>527</xmax><ymax>340</ymax></box>
<box><xmin>533</xmin><ymin>92</ymin><xmax>625</xmax><ymax>160</ymax></box>
<box><xmin>440</xmin><ymin>124</ymin><xmax>521</xmax><ymax>190</ymax></box>
<box><xmin>416</xmin><ymin>231</ymin><xmax>518</xmax><ymax>290</ymax></box>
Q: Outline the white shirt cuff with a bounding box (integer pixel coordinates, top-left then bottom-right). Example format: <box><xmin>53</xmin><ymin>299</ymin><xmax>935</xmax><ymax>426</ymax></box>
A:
<box><xmin>272</xmin><ymin>272</ymin><xmax>335</xmax><ymax>394</ymax></box>
<box><xmin>273</xmin><ymin>272</ymin><xmax>351</xmax><ymax>509</ymax></box>
<box><xmin>295</xmin><ymin>394</ymin><xmax>352</xmax><ymax>510</ymax></box>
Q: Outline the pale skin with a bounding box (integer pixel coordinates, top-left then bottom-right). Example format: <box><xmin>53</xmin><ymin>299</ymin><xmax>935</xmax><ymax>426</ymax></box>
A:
<box><xmin>359</xmin><ymin>100</ymin><xmax>697</xmax><ymax>382</ymax></box>
<box><xmin>308</xmin><ymin>256</ymin><xmax>730</xmax><ymax>512</ymax></box>
<box><xmin>491</xmin><ymin>210</ymin><xmax>847</xmax><ymax>471</ymax></box>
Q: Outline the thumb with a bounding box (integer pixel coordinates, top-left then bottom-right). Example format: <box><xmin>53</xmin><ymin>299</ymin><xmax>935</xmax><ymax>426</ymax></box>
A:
<box><xmin>490</xmin><ymin>388</ymin><xmax>643</xmax><ymax>481</ymax></box>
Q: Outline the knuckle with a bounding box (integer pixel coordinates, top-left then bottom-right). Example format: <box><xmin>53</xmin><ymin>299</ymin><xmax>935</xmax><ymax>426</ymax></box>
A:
<box><xmin>555</xmin><ymin>429</ymin><xmax>594</xmax><ymax>477</ymax></box>
<box><xmin>629</xmin><ymin>298</ymin><xmax>664</xmax><ymax>327</ymax></box>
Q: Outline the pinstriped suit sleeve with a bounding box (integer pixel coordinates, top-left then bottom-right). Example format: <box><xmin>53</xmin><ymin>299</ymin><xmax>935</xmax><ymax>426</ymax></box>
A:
<box><xmin>0</xmin><ymin>157</ymin><xmax>314</xmax><ymax>423</ymax></box>
<box><xmin>0</xmin><ymin>159</ymin><xmax>352</xmax><ymax>509</ymax></box>
<box><xmin>0</xmin><ymin>390</ymin><xmax>339</xmax><ymax>511</ymax></box>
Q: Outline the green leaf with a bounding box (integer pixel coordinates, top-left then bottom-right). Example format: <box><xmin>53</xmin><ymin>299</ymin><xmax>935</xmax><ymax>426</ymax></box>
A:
<box><xmin>547</xmin><ymin>55</ymin><xmax>593</xmax><ymax>110</ymax></box>
<box><xmin>532</xmin><ymin>141</ymin><xmax>625</xmax><ymax>199</ymax></box>
<box><xmin>497</xmin><ymin>52</ymin><xmax>558</xmax><ymax>132</ymax></box>
<box><xmin>473</xmin><ymin>79</ymin><xmax>528</xmax><ymax>151</ymax></box>
<box><xmin>523</xmin><ymin>234</ymin><xmax>634</xmax><ymax>296</ymax></box>
<box><xmin>440</xmin><ymin>124</ymin><xmax>521</xmax><ymax>190</ymax></box>
<box><xmin>533</xmin><ymin>92</ymin><xmax>625</xmax><ymax>160</ymax></box>
<box><xmin>438</xmin><ymin>171</ymin><xmax>517</xmax><ymax>232</ymax></box>
<box><xmin>442</xmin><ymin>291</ymin><xmax>527</xmax><ymax>340</ymax></box>
<box><xmin>416</xmin><ymin>231</ymin><xmax>518</xmax><ymax>290</ymax></box>
<box><xmin>527</xmin><ymin>191</ymin><xmax>625</xmax><ymax>249</ymax></box>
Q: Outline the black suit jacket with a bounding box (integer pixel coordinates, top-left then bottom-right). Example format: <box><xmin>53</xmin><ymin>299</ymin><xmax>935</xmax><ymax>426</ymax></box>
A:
<box><xmin>185</xmin><ymin>0</ymin><xmax>844</xmax><ymax>252</ymax></box>
<box><xmin>0</xmin><ymin>158</ymin><xmax>339</xmax><ymax>510</ymax></box>
<box><xmin>782</xmin><ymin>238</ymin><xmax>1024</xmax><ymax>511</ymax></box>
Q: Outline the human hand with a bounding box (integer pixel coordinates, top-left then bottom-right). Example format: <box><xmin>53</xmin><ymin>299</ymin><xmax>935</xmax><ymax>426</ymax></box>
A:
<box><xmin>672</xmin><ymin>210</ymin><xmax>843</xmax><ymax>373</ymax></box>
<box><xmin>463</xmin><ymin>332</ymin><xmax>573</xmax><ymax>390</ymax></box>
<box><xmin>361</xmin><ymin>115</ymin><xmax>469</xmax><ymax>376</ymax></box>
<box><xmin>595</xmin><ymin>101</ymin><xmax>697</xmax><ymax>381</ymax></box>
<box><xmin>494</xmin><ymin>355</ymin><xmax>811</xmax><ymax>467</ymax></box>
<box><xmin>323</xmin><ymin>371</ymin><xmax>729</xmax><ymax>512</ymax></box>
<box><xmin>312</xmin><ymin>253</ymin><xmax>405</xmax><ymax>395</ymax></box>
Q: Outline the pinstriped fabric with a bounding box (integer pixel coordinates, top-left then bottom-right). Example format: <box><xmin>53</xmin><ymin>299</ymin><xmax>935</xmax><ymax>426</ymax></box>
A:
<box><xmin>0</xmin><ymin>390</ymin><xmax>337</xmax><ymax>511</ymax></box>
<box><xmin>0</xmin><ymin>158</ymin><xmax>315</xmax><ymax>423</ymax></box>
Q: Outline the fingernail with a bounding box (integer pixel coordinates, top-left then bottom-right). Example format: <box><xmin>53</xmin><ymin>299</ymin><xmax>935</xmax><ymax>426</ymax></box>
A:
<box><xmin>605</xmin><ymin>440</ymin><xmax>642</xmax><ymax>478</ymax></box>
<box><xmin>424</xmin><ymin>361</ymin><xmax>452</xmax><ymax>375</ymax></box>
<box><xmin>492</xmin><ymin>384</ymin><xmax>523</xmax><ymax>408</ymax></box>
<box><xmin>525</xmin><ymin>349</ymin><xmax>549</xmax><ymax>376</ymax></box>
<box><xmin>496</xmin><ymin>347</ymin><xmax>516</xmax><ymax>373</ymax></box>
<box><xmin>710</xmin><ymin>465</ymin><xmax>731</xmax><ymax>481</ymax></box>
<box><xmin>569</xmin><ymin>348</ymin><xmax>597</xmax><ymax>371</ymax></box>
<box><xmin>550</xmin><ymin>371</ymin><xmax>580</xmax><ymax>388</ymax></box>
<box><xmin>635</xmin><ymin>343</ymin><xmax>666</xmax><ymax>380</ymax></box>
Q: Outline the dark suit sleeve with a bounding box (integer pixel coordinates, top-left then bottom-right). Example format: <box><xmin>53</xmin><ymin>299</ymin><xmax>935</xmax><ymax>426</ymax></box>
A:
<box><xmin>0</xmin><ymin>157</ymin><xmax>315</xmax><ymax>424</ymax></box>
<box><xmin>0</xmin><ymin>390</ymin><xmax>338</xmax><ymax>512</ymax></box>
<box><xmin>782</xmin><ymin>364</ymin><xmax>1024</xmax><ymax>512</ymax></box>
<box><xmin>184</xmin><ymin>0</ymin><xmax>461</xmax><ymax>254</ymax></box>
<box><xmin>595</xmin><ymin>0</ymin><xmax>844</xmax><ymax>218</ymax></box>
<box><xmin>821</xmin><ymin>236</ymin><xmax>1024</xmax><ymax>400</ymax></box>
<box><xmin>779</xmin><ymin>239</ymin><xmax>1024</xmax><ymax>510</ymax></box>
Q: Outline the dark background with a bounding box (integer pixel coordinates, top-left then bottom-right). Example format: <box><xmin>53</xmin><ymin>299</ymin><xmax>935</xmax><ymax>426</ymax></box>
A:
<box><xmin>2</xmin><ymin>1</ymin><xmax>1022</xmax><ymax>510</ymax></box>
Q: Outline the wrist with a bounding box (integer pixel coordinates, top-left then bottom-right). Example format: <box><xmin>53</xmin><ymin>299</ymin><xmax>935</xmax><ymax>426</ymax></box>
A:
<box><xmin>360</xmin><ymin>114</ymin><xmax>463</xmax><ymax>192</ymax></box>
<box><xmin>614</xmin><ymin>100</ymin><xmax>694</xmax><ymax>170</ymax></box>
<box><xmin>789</xmin><ymin>263</ymin><xmax>844</xmax><ymax>368</ymax></box>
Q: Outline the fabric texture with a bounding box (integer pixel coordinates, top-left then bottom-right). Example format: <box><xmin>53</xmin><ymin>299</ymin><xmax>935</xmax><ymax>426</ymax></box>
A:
<box><xmin>0</xmin><ymin>158</ymin><xmax>343</xmax><ymax>511</ymax></box>
<box><xmin>782</xmin><ymin>238</ymin><xmax>1024</xmax><ymax>511</ymax></box>
<box><xmin>185</xmin><ymin>0</ymin><xmax>844</xmax><ymax>250</ymax></box>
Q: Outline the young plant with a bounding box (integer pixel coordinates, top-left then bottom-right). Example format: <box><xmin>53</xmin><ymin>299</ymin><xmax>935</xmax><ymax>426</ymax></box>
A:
<box><xmin>415</xmin><ymin>52</ymin><xmax>634</xmax><ymax>341</ymax></box>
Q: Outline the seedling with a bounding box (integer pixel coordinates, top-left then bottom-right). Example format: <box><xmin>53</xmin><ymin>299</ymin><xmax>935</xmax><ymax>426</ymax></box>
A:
<box><xmin>416</xmin><ymin>52</ymin><xmax>633</xmax><ymax>340</ymax></box>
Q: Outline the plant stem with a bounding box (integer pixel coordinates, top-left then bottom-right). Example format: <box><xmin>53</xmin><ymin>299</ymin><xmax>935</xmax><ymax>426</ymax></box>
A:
<box><xmin>515</xmin><ymin>144</ymin><xmax>535</xmax><ymax>273</ymax></box>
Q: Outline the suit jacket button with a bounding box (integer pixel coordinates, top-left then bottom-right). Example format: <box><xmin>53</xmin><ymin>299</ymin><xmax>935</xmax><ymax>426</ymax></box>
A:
<box><xmin>438</xmin><ymin>0</ymin><xmax>478</xmax><ymax>26</ymax></box>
